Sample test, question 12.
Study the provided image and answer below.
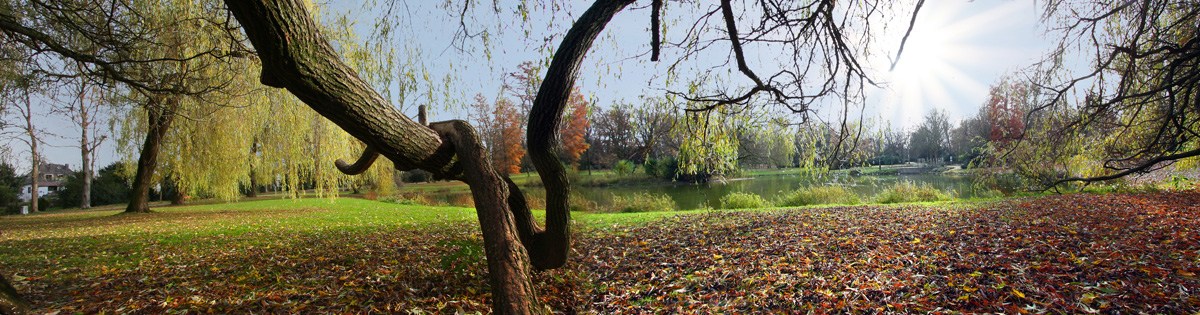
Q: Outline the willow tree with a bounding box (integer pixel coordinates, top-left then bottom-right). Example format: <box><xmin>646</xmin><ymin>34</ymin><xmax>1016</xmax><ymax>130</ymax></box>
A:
<box><xmin>225</xmin><ymin>0</ymin><xmax>925</xmax><ymax>313</ymax></box>
<box><xmin>0</xmin><ymin>0</ymin><xmax>259</xmax><ymax>213</ymax></box>
<box><xmin>1004</xmin><ymin>0</ymin><xmax>1200</xmax><ymax>187</ymax></box>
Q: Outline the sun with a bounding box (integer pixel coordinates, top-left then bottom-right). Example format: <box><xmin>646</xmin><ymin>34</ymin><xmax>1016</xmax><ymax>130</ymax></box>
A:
<box><xmin>876</xmin><ymin>1</ymin><xmax>1025</xmax><ymax>125</ymax></box>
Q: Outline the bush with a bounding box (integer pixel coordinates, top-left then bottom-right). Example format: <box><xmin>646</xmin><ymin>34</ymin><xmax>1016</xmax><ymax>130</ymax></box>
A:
<box><xmin>613</xmin><ymin>160</ymin><xmax>636</xmax><ymax>176</ymax></box>
<box><xmin>720</xmin><ymin>192</ymin><xmax>770</xmax><ymax>209</ymax></box>
<box><xmin>874</xmin><ymin>181</ymin><xmax>952</xmax><ymax>204</ymax></box>
<box><xmin>53</xmin><ymin>163</ymin><xmax>134</xmax><ymax>208</ymax></box>
<box><xmin>643</xmin><ymin>158</ymin><xmax>660</xmax><ymax>177</ymax></box>
<box><xmin>777</xmin><ymin>186</ymin><xmax>861</xmax><ymax>207</ymax></box>
<box><xmin>379</xmin><ymin>194</ymin><xmax>424</xmax><ymax>206</ymax></box>
<box><xmin>569</xmin><ymin>192</ymin><xmax>599</xmax><ymax>212</ymax></box>
<box><xmin>657</xmin><ymin>157</ymin><xmax>680</xmax><ymax>180</ymax></box>
<box><xmin>610</xmin><ymin>192</ymin><xmax>675</xmax><ymax>213</ymax></box>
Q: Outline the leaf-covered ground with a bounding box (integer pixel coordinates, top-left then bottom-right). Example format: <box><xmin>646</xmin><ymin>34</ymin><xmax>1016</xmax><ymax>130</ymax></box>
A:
<box><xmin>2</xmin><ymin>191</ymin><xmax>1198</xmax><ymax>313</ymax></box>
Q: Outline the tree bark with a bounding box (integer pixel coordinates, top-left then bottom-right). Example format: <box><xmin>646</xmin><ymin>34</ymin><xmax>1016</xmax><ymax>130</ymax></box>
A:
<box><xmin>81</xmin><ymin>135</ymin><xmax>92</xmax><ymax>209</ymax></box>
<box><xmin>224</xmin><ymin>0</ymin><xmax>633</xmax><ymax>313</ymax></box>
<box><xmin>125</xmin><ymin>97</ymin><xmax>176</xmax><ymax>213</ymax></box>
<box><xmin>0</xmin><ymin>275</ymin><xmax>30</xmax><ymax>315</ymax></box>
<box><xmin>518</xmin><ymin>0</ymin><xmax>632</xmax><ymax>270</ymax></box>
<box><xmin>25</xmin><ymin>91</ymin><xmax>38</xmax><ymax>213</ymax></box>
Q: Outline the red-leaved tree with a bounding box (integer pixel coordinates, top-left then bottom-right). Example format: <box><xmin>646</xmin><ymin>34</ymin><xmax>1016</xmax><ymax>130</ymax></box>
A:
<box><xmin>986</xmin><ymin>78</ymin><xmax>1028</xmax><ymax>145</ymax></box>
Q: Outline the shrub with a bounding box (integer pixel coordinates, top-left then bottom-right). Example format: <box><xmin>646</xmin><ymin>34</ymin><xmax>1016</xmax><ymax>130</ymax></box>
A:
<box><xmin>874</xmin><ymin>181</ymin><xmax>952</xmax><ymax>204</ymax></box>
<box><xmin>38</xmin><ymin>197</ymin><xmax>51</xmax><ymax>211</ymax></box>
<box><xmin>777</xmin><ymin>186</ymin><xmax>861</xmax><ymax>207</ymax></box>
<box><xmin>657</xmin><ymin>157</ymin><xmax>680</xmax><ymax>180</ymax></box>
<box><xmin>613</xmin><ymin>160</ymin><xmax>636</xmax><ymax>176</ymax></box>
<box><xmin>610</xmin><ymin>192</ymin><xmax>675</xmax><ymax>213</ymax></box>
<box><xmin>643</xmin><ymin>158</ymin><xmax>660</xmax><ymax>177</ymax></box>
<box><xmin>379</xmin><ymin>194</ymin><xmax>426</xmax><ymax>206</ymax></box>
<box><xmin>569</xmin><ymin>192</ymin><xmax>599</xmax><ymax>212</ymax></box>
<box><xmin>719</xmin><ymin>192</ymin><xmax>770</xmax><ymax>209</ymax></box>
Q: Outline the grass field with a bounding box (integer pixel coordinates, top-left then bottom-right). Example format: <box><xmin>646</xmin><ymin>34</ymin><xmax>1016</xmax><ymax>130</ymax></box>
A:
<box><xmin>2</xmin><ymin>191</ymin><xmax>1198</xmax><ymax>313</ymax></box>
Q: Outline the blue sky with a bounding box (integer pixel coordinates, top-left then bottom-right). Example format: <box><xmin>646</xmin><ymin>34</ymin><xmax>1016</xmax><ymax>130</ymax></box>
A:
<box><xmin>19</xmin><ymin>0</ymin><xmax>1058</xmax><ymax>172</ymax></box>
<box><xmin>337</xmin><ymin>0</ymin><xmax>1055</xmax><ymax>127</ymax></box>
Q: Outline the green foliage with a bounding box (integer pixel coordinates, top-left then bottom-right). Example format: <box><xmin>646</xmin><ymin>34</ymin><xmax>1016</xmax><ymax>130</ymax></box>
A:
<box><xmin>54</xmin><ymin>165</ymin><xmax>136</xmax><ymax>208</ymax></box>
<box><xmin>0</xmin><ymin>162</ymin><xmax>23</xmax><ymax>214</ymax></box>
<box><xmin>719</xmin><ymin>192</ymin><xmax>770</xmax><ymax>209</ymax></box>
<box><xmin>642</xmin><ymin>158</ymin><xmax>660</xmax><ymax>177</ymax></box>
<box><xmin>569</xmin><ymin>191</ymin><xmax>599</xmax><ymax>212</ymax></box>
<box><xmin>676</xmin><ymin>110</ymin><xmax>739</xmax><ymax>179</ymax></box>
<box><xmin>874</xmin><ymin>181</ymin><xmax>952</xmax><ymax>204</ymax></box>
<box><xmin>611</xmin><ymin>192</ymin><xmax>676</xmax><ymax>213</ymax></box>
<box><xmin>776</xmin><ymin>186</ymin><xmax>861</xmax><ymax>207</ymax></box>
<box><xmin>613</xmin><ymin>160</ymin><xmax>635</xmax><ymax>176</ymax></box>
<box><xmin>378</xmin><ymin>195</ymin><xmax>423</xmax><ymax>206</ymax></box>
<box><xmin>655</xmin><ymin>156</ymin><xmax>679</xmax><ymax>180</ymax></box>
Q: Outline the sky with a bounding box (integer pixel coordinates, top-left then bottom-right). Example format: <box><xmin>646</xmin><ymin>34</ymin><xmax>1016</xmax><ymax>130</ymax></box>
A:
<box><xmin>9</xmin><ymin>0</ymin><xmax>1058</xmax><ymax>174</ymax></box>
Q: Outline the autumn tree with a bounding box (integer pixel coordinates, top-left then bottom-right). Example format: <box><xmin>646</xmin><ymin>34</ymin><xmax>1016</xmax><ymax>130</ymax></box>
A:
<box><xmin>986</xmin><ymin>77</ymin><xmax>1029</xmax><ymax>145</ymax></box>
<box><xmin>222</xmin><ymin>0</ymin><xmax>927</xmax><ymax>313</ymax></box>
<box><xmin>494</xmin><ymin>97</ymin><xmax>526</xmax><ymax>174</ymax></box>
<box><xmin>559</xmin><ymin>90</ymin><xmax>591</xmax><ymax>168</ymax></box>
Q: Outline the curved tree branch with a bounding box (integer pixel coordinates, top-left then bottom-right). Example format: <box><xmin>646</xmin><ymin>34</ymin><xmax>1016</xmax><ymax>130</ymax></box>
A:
<box><xmin>522</xmin><ymin>0</ymin><xmax>636</xmax><ymax>270</ymax></box>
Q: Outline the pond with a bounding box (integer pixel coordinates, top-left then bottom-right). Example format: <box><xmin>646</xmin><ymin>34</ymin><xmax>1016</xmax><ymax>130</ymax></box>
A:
<box><xmin>572</xmin><ymin>173</ymin><xmax>982</xmax><ymax>210</ymax></box>
<box><xmin>407</xmin><ymin>173</ymin><xmax>986</xmax><ymax>210</ymax></box>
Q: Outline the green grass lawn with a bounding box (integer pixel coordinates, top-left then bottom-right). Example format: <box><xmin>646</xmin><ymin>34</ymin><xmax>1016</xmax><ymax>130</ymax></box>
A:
<box><xmin>3</xmin><ymin>191</ymin><xmax>1198</xmax><ymax>313</ymax></box>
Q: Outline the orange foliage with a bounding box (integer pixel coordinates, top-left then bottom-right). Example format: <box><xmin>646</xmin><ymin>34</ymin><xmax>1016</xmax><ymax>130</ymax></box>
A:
<box><xmin>560</xmin><ymin>90</ymin><xmax>591</xmax><ymax>167</ymax></box>
<box><xmin>494</xmin><ymin>98</ymin><xmax>526</xmax><ymax>174</ymax></box>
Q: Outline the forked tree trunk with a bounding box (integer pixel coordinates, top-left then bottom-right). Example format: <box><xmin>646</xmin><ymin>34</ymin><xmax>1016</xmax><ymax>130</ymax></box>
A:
<box><xmin>125</xmin><ymin>98</ymin><xmax>176</xmax><ymax>213</ymax></box>
<box><xmin>225</xmin><ymin>1</ymin><xmax>633</xmax><ymax>313</ymax></box>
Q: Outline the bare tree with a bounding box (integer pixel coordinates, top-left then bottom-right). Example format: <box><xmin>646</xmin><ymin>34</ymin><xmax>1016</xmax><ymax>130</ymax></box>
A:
<box><xmin>63</xmin><ymin>78</ymin><xmax>108</xmax><ymax>209</ymax></box>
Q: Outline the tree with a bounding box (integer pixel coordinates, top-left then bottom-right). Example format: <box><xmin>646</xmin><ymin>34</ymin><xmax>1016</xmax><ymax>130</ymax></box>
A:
<box><xmin>986</xmin><ymin>77</ymin><xmax>1029</xmax><ymax>145</ymax></box>
<box><xmin>223</xmin><ymin>0</ymin><xmax>926</xmax><ymax>313</ymax></box>
<box><xmin>1</xmin><ymin>0</ymin><xmax>255</xmax><ymax>213</ymax></box>
<box><xmin>1015</xmin><ymin>0</ymin><xmax>1200</xmax><ymax>186</ymax></box>
<box><xmin>591</xmin><ymin>103</ymin><xmax>636</xmax><ymax>166</ymax></box>
<box><xmin>9</xmin><ymin>76</ymin><xmax>41</xmax><ymax>213</ymax></box>
<box><xmin>0</xmin><ymin>162</ymin><xmax>22</xmax><ymax>214</ymax></box>
<box><xmin>494</xmin><ymin>97</ymin><xmax>526</xmax><ymax>174</ymax></box>
<box><xmin>631</xmin><ymin>97</ymin><xmax>679</xmax><ymax>162</ymax></box>
<box><xmin>879</xmin><ymin>124</ymin><xmax>909</xmax><ymax>165</ymax></box>
<box><xmin>560</xmin><ymin>90</ymin><xmax>591</xmax><ymax>168</ymax></box>
<box><xmin>910</xmin><ymin>109</ymin><xmax>951</xmax><ymax>163</ymax></box>
<box><xmin>676</xmin><ymin>109</ymin><xmax>739</xmax><ymax>180</ymax></box>
<box><xmin>66</xmin><ymin>80</ymin><xmax>108</xmax><ymax>209</ymax></box>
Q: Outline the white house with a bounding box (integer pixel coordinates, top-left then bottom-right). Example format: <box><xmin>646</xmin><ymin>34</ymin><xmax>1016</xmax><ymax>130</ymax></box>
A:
<box><xmin>19</xmin><ymin>162</ymin><xmax>72</xmax><ymax>202</ymax></box>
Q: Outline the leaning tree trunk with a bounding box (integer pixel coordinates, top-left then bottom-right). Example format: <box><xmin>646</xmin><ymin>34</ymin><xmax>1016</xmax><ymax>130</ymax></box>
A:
<box><xmin>125</xmin><ymin>97</ymin><xmax>176</xmax><ymax>213</ymax></box>
<box><xmin>225</xmin><ymin>0</ymin><xmax>633</xmax><ymax>313</ymax></box>
<box><xmin>0</xmin><ymin>275</ymin><xmax>30</xmax><ymax>315</ymax></box>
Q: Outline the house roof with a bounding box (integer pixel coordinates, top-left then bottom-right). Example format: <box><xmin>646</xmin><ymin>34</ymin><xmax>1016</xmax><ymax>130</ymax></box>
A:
<box><xmin>38</xmin><ymin>163</ymin><xmax>72</xmax><ymax>175</ymax></box>
<box><xmin>23</xmin><ymin>162</ymin><xmax>73</xmax><ymax>185</ymax></box>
